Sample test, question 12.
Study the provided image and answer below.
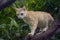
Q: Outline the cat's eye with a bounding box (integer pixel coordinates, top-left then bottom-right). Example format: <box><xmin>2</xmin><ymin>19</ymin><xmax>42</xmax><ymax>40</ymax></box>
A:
<box><xmin>21</xmin><ymin>13</ymin><xmax>23</xmax><ymax>15</ymax></box>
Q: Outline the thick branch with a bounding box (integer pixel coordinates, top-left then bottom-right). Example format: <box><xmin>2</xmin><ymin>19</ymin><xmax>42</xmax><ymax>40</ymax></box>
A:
<box><xmin>0</xmin><ymin>0</ymin><xmax>15</xmax><ymax>10</ymax></box>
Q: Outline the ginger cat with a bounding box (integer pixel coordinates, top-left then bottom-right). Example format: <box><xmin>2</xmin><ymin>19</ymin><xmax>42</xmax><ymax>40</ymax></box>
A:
<box><xmin>15</xmin><ymin>6</ymin><xmax>54</xmax><ymax>35</ymax></box>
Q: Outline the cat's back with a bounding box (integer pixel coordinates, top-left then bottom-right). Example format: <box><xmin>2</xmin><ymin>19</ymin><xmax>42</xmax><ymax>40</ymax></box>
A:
<box><xmin>27</xmin><ymin>11</ymin><xmax>37</xmax><ymax>15</ymax></box>
<box><xmin>27</xmin><ymin>11</ymin><xmax>50</xmax><ymax>15</ymax></box>
<box><xmin>27</xmin><ymin>11</ymin><xmax>50</xmax><ymax>18</ymax></box>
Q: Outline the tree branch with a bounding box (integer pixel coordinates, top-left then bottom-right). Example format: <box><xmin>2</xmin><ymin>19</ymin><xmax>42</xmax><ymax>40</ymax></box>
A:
<box><xmin>0</xmin><ymin>0</ymin><xmax>15</xmax><ymax>10</ymax></box>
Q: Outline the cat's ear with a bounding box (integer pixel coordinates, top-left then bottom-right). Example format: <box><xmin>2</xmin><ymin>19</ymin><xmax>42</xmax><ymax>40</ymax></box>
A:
<box><xmin>14</xmin><ymin>8</ymin><xmax>19</xmax><ymax>11</ymax></box>
<box><xmin>22</xmin><ymin>6</ymin><xmax>26</xmax><ymax>11</ymax></box>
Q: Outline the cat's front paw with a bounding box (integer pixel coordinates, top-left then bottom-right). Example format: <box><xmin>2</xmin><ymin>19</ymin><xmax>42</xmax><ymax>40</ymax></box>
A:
<box><xmin>28</xmin><ymin>33</ymin><xmax>34</xmax><ymax>37</ymax></box>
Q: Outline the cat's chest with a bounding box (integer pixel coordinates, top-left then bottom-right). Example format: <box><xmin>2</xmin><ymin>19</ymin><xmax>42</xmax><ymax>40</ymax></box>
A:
<box><xmin>24</xmin><ymin>18</ymin><xmax>31</xmax><ymax>23</ymax></box>
<box><xmin>23</xmin><ymin>16</ymin><xmax>33</xmax><ymax>25</ymax></box>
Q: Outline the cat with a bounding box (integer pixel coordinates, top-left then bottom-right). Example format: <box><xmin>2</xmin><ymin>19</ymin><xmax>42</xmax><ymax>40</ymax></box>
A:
<box><xmin>15</xmin><ymin>6</ymin><xmax>54</xmax><ymax>35</ymax></box>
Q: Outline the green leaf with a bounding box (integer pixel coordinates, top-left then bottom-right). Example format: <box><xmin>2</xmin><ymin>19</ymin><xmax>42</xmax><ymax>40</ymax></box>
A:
<box><xmin>9</xmin><ymin>17</ymin><xmax>19</xmax><ymax>27</ymax></box>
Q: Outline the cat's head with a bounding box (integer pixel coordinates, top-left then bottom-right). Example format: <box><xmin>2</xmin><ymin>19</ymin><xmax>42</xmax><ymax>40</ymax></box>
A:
<box><xmin>15</xmin><ymin>6</ymin><xmax>27</xmax><ymax>19</ymax></box>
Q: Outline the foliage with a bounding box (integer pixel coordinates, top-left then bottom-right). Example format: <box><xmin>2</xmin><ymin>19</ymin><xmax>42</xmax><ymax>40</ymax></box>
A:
<box><xmin>0</xmin><ymin>18</ymin><xmax>30</xmax><ymax>40</ymax></box>
<box><xmin>14</xmin><ymin>0</ymin><xmax>60</xmax><ymax>17</ymax></box>
<box><xmin>0</xmin><ymin>0</ymin><xmax>60</xmax><ymax>40</ymax></box>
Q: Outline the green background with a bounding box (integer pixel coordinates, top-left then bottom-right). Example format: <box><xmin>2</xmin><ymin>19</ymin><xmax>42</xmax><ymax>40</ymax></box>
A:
<box><xmin>0</xmin><ymin>0</ymin><xmax>60</xmax><ymax>40</ymax></box>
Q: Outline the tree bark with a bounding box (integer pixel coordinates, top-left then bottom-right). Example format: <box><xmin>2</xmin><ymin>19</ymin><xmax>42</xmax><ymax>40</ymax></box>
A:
<box><xmin>0</xmin><ymin>0</ymin><xmax>15</xmax><ymax>10</ymax></box>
